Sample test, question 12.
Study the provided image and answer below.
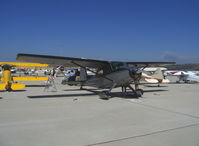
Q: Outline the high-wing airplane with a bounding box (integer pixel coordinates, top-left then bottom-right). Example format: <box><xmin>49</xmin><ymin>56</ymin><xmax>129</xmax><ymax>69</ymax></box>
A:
<box><xmin>141</xmin><ymin>68</ymin><xmax>170</xmax><ymax>86</ymax></box>
<box><xmin>17</xmin><ymin>53</ymin><xmax>175</xmax><ymax>99</ymax></box>
<box><xmin>0</xmin><ymin>62</ymin><xmax>49</xmax><ymax>91</ymax></box>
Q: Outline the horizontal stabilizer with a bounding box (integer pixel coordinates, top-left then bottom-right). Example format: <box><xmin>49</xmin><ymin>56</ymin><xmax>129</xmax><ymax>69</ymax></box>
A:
<box><xmin>145</xmin><ymin>78</ymin><xmax>159</xmax><ymax>83</ymax></box>
<box><xmin>11</xmin><ymin>83</ymin><xmax>26</xmax><ymax>90</ymax></box>
<box><xmin>0</xmin><ymin>83</ymin><xmax>25</xmax><ymax>90</ymax></box>
<box><xmin>13</xmin><ymin>77</ymin><xmax>48</xmax><ymax>81</ymax></box>
<box><xmin>0</xmin><ymin>83</ymin><xmax>7</xmax><ymax>90</ymax></box>
<box><xmin>162</xmin><ymin>79</ymin><xmax>170</xmax><ymax>83</ymax></box>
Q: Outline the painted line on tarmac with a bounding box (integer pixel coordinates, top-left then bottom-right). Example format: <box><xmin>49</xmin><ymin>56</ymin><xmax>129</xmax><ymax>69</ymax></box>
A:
<box><xmin>88</xmin><ymin>122</ymin><xmax>199</xmax><ymax>146</ymax></box>
<box><xmin>121</xmin><ymin>98</ymin><xmax>199</xmax><ymax>120</ymax></box>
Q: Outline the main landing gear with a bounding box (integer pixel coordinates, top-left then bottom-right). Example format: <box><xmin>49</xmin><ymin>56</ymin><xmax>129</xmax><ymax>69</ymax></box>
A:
<box><xmin>99</xmin><ymin>83</ymin><xmax>144</xmax><ymax>100</ymax></box>
<box><xmin>99</xmin><ymin>83</ymin><xmax>116</xmax><ymax>100</ymax></box>
<box><xmin>99</xmin><ymin>91</ymin><xmax>111</xmax><ymax>100</ymax></box>
<box><xmin>134</xmin><ymin>89</ymin><xmax>144</xmax><ymax>97</ymax></box>
<box><xmin>124</xmin><ymin>85</ymin><xmax>144</xmax><ymax>98</ymax></box>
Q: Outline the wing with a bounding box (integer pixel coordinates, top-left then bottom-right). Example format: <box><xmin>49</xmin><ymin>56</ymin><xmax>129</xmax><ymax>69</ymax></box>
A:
<box><xmin>17</xmin><ymin>53</ymin><xmax>175</xmax><ymax>69</ymax></box>
<box><xmin>16</xmin><ymin>53</ymin><xmax>109</xmax><ymax>69</ymax></box>
<box><xmin>13</xmin><ymin>77</ymin><xmax>48</xmax><ymax>81</ymax></box>
<box><xmin>0</xmin><ymin>62</ymin><xmax>48</xmax><ymax>67</ymax></box>
<box><xmin>127</xmin><ymin>62</ymin><xmax>175</xmax><ymax>67</ymax></box>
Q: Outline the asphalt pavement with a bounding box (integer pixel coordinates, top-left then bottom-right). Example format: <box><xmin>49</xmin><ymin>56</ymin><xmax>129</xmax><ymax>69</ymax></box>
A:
<box><xmin>0</xmin><ymin>77</ymin><xmax>199</xmax><ymax>146</ymax></box>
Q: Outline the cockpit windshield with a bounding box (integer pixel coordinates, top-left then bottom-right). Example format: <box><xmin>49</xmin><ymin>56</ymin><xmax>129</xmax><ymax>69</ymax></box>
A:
<box><xmin>95</xmin><ymin>62</ymin><xmax>127</xmax><ymax>75</ymax></box>
<box><xmin>110</xmin><ymin>62</ymin><xmax>127</xmax><ymax>71</ymax></box>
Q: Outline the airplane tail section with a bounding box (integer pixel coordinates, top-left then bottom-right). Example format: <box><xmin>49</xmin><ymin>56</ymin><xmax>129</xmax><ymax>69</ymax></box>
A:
<box><xmin>152</xmin><ymin>68</ymin><xmax>164</xmax><ymax>79</ymax></box>
<box><xmin>10</xmin><ymin>83</ymin><xmax>26</xmax><ymax>90</ymax></box>
<box><xmin>0</xmin><ymin>83</ymin><xmax>7</xmax><ymax>90</ymax></box>
<box><xmin>142</xmin><ymin>68</ymin><xmax>170</xmax><ymax>84</ymax></box>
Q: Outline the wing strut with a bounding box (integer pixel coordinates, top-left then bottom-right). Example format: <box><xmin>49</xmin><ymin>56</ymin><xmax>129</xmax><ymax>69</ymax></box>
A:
<box><xmin>71</xmin><ymin>61</ymin><xmax>113</xmax><ymax>82</ymax></box>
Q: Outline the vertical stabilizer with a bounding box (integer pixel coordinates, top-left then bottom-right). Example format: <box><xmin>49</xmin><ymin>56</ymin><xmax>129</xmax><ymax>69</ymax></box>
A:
<box><xmin>152</xmin><ymin>68</ymin><xmax>164</xmax><ymax>79</ymax></box>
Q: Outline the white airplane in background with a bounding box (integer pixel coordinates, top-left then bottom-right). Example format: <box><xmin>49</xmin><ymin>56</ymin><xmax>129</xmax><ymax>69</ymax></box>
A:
<box><xmin>143</xmin><ymin>67</ymin><xmax>168</xmax><ymax>72</ymax></box>
<box><xmin>141</xmin><ymin>68</ymin><xmax>170</xmax><ymax>86</ymax></box>
<box><xmin>166</xmin><ymin>71</ymin><xmax>199</xmax><ymax>83</ymax></box>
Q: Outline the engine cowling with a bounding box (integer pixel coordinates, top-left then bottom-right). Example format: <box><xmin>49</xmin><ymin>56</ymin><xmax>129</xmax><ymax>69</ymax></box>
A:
<box><xmin>128</xmin><ymin>68</ymin><xmax>142</xmax><ymax>81</ymax></box>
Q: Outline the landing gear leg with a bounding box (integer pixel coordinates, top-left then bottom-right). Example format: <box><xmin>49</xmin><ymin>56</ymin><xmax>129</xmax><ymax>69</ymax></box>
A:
<box><xmin>80</xmin><ymin>86</ymin><xmax>84</xmax><ymax>90</ymax></box>
<box><xmin>99</xmin><ymin>83</ymin><xmax>117</xmax><ymax>100</ymax></box>
<box><xmin>128</xmin><ymin>84</ymin><xmax>144</xmax><ymax>98</ymax></box>
<box><xmin>121</xmin><ymin>86</ymin><xmax>127</xmax><ymax>93</ymax></box>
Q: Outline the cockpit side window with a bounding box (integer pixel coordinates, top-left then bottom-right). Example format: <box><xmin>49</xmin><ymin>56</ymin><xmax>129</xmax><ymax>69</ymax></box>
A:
<box><xmin>95</xmin><ymin>62</ymin><xmax>127</xmax><ymax>75</ymax></box>
<box><xmin>96</xmin><ymin>64</ymin><xmax>112</xmax><ymax>75</ymax></box>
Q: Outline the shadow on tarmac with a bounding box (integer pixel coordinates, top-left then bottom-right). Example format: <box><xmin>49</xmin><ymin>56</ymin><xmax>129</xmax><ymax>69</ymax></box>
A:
<box><xmin>26</xmin><ymin>85</ymin><xmax>46</xmax><ymax>87</ymax></box>
<box><xmin>27</xmin><ymin>88</ymin><xmax>168</xmax><ymax>99</ymax></box>
<box><xmin>0</xmin><ymin>90</ymin><xmax>26</xmax><ymax>92</ymax></box>
<box><xmin>27</xmin><ymin>93</ymin><xmax>96</xmax><ymax>98</ymax></box>
<box><xmin>144</xmin><ymin>89</ymin><xmax>168</xmax><ymax>92</ymax></box>
<box><xmin>143</xmin><ymin>85</ymin><xmax>168</xmax><ymax>87</ymax></box>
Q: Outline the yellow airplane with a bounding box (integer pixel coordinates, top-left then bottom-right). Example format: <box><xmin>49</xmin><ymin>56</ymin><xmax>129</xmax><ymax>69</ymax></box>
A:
<box><xmin>0</xmin><ymin>62</ymin><xmax>49</xmax><ymax>91</ymax></box>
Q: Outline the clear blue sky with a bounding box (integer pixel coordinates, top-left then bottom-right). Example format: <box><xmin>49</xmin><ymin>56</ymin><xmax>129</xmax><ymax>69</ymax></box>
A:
<box><xmin>0</xmin><ymin>0</ymin><xmax>199</xmax><ymax>63</ymax></box>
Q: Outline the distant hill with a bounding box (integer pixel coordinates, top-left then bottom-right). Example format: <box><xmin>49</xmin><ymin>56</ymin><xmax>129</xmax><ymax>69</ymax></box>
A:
<box><xmin>166</xmin><ymin>64</ymin><xmax>199</xmax><ymax>71</ymax></box>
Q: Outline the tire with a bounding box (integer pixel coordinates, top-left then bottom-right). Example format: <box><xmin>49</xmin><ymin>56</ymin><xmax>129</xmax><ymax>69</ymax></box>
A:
<box><xmin>136</xmin><ymin>89</ymin><xmax>144</xmax><ymax>95</ymax></box>
<box><xmin>135</xmin><ymin>90</ymin><xmax>142</xmax><ymax>97</ymax></box>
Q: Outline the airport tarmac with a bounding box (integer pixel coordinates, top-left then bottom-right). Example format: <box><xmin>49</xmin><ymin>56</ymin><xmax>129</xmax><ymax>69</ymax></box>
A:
<box><xmin>0</xmin><ymin>77</ymin><xmax>199</xmax><ymax>146</ymax></box>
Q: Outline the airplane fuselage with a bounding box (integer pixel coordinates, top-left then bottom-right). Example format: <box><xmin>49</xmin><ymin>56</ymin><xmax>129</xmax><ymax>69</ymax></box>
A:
<box><xmin>81</xmin><ymin>69</ymin><xmax>133</xmax><ymax>89</ymax></box>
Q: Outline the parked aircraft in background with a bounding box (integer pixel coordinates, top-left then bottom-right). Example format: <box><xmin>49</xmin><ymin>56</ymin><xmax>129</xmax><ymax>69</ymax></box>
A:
<box><xmin>17</xmin><ymin>53</ymin><xmax>175</xmax><ymax>99</ymax></box>
<box><xmin>143</xmin><ymin>67</ymin><xmax>168</xmax><ymax>72</ymax></box>
<box><xmin>141</xmin><ymin>68</ymin><xmax>170</xmax><ymax>86</ymax></box>
<box><xmin>0</xmin><ymin>62</ymin><xmax>49</xmax><ymax>91</ymax></box>
<box><xmin>166</xmin><ymin>70</ymin><xmax>199</xmax><ymax>83</ymax></box>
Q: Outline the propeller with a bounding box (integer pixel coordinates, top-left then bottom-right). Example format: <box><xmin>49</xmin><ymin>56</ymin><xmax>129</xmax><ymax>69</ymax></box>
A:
<box><xmin>120</xmin><ymin>66</ymin><xmax>142</xmax><ymax>81</ymax></box>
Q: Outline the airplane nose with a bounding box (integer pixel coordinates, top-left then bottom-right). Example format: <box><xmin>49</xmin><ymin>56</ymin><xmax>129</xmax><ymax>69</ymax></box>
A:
<box><xmin>129</xmin><ymin>69</ymin><xmax>142</xmax><ymax>81</ymax></box>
